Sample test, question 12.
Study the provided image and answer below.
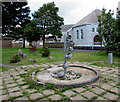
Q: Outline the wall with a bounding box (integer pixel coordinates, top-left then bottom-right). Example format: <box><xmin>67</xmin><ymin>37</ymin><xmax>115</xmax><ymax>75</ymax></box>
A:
<box><xmin>45</xmin><ymin>42</ymin><xmax>74</xmax><ymax>48</ymax></box>
<box><xmin>74</xmin><ymin>46</ymin><xmax>105</xmax><ymax>50</ymax></box>
<box><xmin>12</xmin><ymin>42</ymin><xmax>23</xmax><ymax>48</ymax></box>
<box><xmin>71</xmin><ymin>23</ymin><xmax>99</xmax><ymax>46</ymax></box>
<box><xmin>1</xmin><ymin>40</ymin><xmax>12</xmax><ymax>48</ymax></box>
<box><xmin>60</xmin><ymin>32</ymin><xmax>66</xmax><ymax>42</ymax></box>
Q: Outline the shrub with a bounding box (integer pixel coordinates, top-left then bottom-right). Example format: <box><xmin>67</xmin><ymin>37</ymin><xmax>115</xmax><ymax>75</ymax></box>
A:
<box><xmin>29</xmin><ymin>46</ymin><xmax>36</xmax><ymax>53</ymax></box>
<box><xmin>40</xmin><ymin>47</ymin><xmax>50</xmax><ymax>57</ymax></box>
<box><xmin>10</xmin><ymin>55</ymin><xmax>20</xmax><ymax>63</ymax></box>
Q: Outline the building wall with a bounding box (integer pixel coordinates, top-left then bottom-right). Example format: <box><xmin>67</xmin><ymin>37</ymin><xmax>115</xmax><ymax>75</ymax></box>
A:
<box><xmin>70</xmin><ymin>23</ymin><xmax>99</xmax><ymax>46</ymax></box>
<box><xmin>60</xmin><ymin>32</ymin><xmax>66</xmax><ymax>42</ymax></box>
<box><xmin>45</xmin><ymin>42</ymin><xmax>74</xmax><ymax>48</ymax></box>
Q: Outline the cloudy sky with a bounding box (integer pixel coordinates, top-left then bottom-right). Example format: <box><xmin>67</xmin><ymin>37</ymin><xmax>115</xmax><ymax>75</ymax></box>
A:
<box><xmin>27</xmin><ymin>0</ymin><xmax>120</xmax><ymax>25</ymax></box>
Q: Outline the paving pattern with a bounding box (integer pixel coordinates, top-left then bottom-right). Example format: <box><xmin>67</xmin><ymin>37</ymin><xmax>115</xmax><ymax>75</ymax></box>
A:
<box><xmin>0</xmin><ymin>62</ymin><xmax>120</xmax><ymax>101</ymax></box>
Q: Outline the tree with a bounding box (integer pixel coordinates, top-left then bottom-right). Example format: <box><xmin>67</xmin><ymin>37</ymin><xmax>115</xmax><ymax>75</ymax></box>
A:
<box><xmin>24</xmin><ymin>21</ymin><xmax>40</xmax><ymax>43</ymax></box>
<box><xmin>31</xmin><ymin>2</ymin><xmax>64</xmax><ymax>48</ymax></box>
<box><xmin>2</xmin><ymin>2</ymin><xmax>31</xmax><ymax>48</ymax></box>
<box><xmin>98</xmin><ymin>8</ymin><xmax>115</xmax><ymax>53</ymax></box>
<box><xmin>113</xmin><ymin>9</ymin><xmax>120</xmax><ymax>56</ymax></box>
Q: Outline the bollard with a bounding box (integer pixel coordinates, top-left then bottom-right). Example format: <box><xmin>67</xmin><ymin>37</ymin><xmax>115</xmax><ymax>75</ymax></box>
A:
<box><xmin>108</xmin><ymin>53</ymin><xmax>113</xmax><ymax>64</ymax></box>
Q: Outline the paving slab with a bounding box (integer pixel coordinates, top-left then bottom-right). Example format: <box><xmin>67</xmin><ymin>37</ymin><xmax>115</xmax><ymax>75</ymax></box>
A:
<box><xmin>42</xmin><ymin>89</ymin><xmax>54</xmax><ymax>95</ymax></box>
<box><xmin>16</xmin><ymin>78</ymin><xmax>25</xmax><ymax>82</ymax></box>
<box><xmin>8</xmin><ymin>87</ymin><xmax>20</xmax><ymax>93</ymax></box>
<box><xmin>34</xmin><ymin>99</ymin><xmax>50</xmax><ymax>102</ymax></box>
<box><xmin>103</xmin><ymin>92</ymin><xmax>119</xmax><ymax>100</ymax></box>
<box><xmin>20</xmin><ymin>66</ymin><xmax>28</xmax><ymax>69</ymax></box>
<box><xmin>0</xmin><ymin>81</ymin><xmax>3</xmax><ymax>86</ymax></box>
<box><xmin>0</xmin><ymin>86</ymin><xmax>4</xmax><ymax>90</ymax></box>
<box><xmin>6</xmin><ymin>83</ymin><xmax>17</xmax><ymax>88</ymax></box>
<box><xmin>63</xmin><ymin>90</ymin><xmax>76</xmax><ymax>97</ymax></box>
<box><xmin>18</xmin><ymin>71</ymin><xmax>27</xmax><ymax>74</ymax></box>
<box><xmin>0</xmin><ymin>89</ymin><xmax>7</xmax><ymax>95</ymax></box>
<box><xmin>101</xmin><ymin>84</ymin><xmax>113</xmax><ymax>90</ymax></box>
<box><xmin>2</xmin><ymin>72</ymin><xmax>10</xmax><ymax>76</ymax></box>
<box><xmin>9</xmin><ymin>91</ymin><xmax>23</xmax><ymax>97</ymax></box>
<box><xmin>21</xmin><ymin>85</ymin><xmax>29</xmax><ymax>89</ymax></box>
<box><xmin>15</xmin><ymin>67</ymin><xmax>23</xmax><ymax>71</ymax></box>
<box><xmin>80</xmin><ymin>91</ymin><xmax>97</xmax><ymax>99</ymax></box>
<box><xmin>14</xmin><ymin>76</ymin><xmax>21</xmax><ymax>80</ymax></box>
<box><xmin>0</xmin><ymin>94</ymin><xmax>10</xmax><ymax>101</ymax></box>
<box><xmin>109</xmin><ymin>82</ymin><xmax>117</xmax><ymax>86</ymax></box>
<box><xmin>29</xmin><ymin>93</ymin><xmax>43</xmax><ymax>100</ymax></box>
<box><xmin>73</xmin><ymin>87</ymin><xmax>86</xmax><ymax>93</ymax></box>
<box><xmin>3</xmin><ymin>77</ymin><xmax>13</xmax><ymax>81</ymax></box>
<box><xmin>26</xmin><ymin>89</ymin><xmax>37</xmax><ymax>93</ymax></box>
<box><xmin>48</xmin><ymin>94</ymin><xmax>62</xmax><ymax>100</ymax></box>
<box><xmin>110</xmin><ymin>74</ymin><xmax>118</xmax><ymax>78</ymax></box>
<box><xmin>17</xmin><ymin>81</ymin><xmax>26</xmax><ymax>85</ymax></box>
<box><xmin>14</xmin><ymin>97</ymin><xmax>29</xmax><ymax>100</ymax></box>
<box><xmin>4</xmin><ymin>80</ymin><xmax>15</xmax><ymax>84</ymax></box>
<box><xmin>70</xmin><ymin>94</ymin><xmax>87</xmax><ymax>100</ymax></box>
<box><xmin>90</xmin><ymin>87</ymin><xmax>105</xmax><ymax>94</ymax></box>
<box><xmin>11</xmin><ymin>73</ymin><xmax>20</xmax><ymax>76</ymax></box>
<box><xmin>96</xmin><ymin>96</ymin><xmax>108</xmax><ymax>100</ymax></box>
<box><xmin>40</xmin><ymin>98</ymin><xmax>50</xmax><ymax>101</ymax></box>
<box><xmin>110</xmin><ymin>87</ymin><xmax>118</xmax><ymax>94</ymax></box>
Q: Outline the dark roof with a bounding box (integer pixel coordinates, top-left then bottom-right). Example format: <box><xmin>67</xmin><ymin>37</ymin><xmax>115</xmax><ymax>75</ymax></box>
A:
<box><xmin>73</xmin><ymin>9</ymin><xmax>102</xmax><ymax>27</ymax></box>
<box><xmin>61</xmin><ymin>24</ymin><xmax>74</xmax><ymax>32</ymax></box>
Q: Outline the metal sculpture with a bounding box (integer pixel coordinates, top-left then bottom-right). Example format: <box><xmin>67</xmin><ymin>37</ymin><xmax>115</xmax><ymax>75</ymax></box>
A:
<box><xmin>62</xmin><ymin>33</ymin><xmax>73</xmax><ymax>76</ymax></box>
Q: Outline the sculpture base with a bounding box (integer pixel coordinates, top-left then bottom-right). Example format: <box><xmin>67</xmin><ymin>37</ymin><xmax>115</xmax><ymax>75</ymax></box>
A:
<box><xmin>32</xmin><ymin>65</ymin><xmax>99</xmax><ymax>87</ymax></box>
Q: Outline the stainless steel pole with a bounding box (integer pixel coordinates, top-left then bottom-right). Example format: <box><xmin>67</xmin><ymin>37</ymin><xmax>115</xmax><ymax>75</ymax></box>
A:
<box><xmin>63</xmin><ymin>33</ymin><xmax>67</xmax><ymax>75</ymax></box>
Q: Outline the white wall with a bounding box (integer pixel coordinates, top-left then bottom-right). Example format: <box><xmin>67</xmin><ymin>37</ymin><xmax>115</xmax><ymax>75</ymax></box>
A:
<box><xmin>60</xmin><ymin>32</ymin><xmax>66</xmax><ymax>42</ymax></box>
<box><xmin>70</xmin><ymin>23</ymin><xmax>99</xmax><ymax>46</ymax></box>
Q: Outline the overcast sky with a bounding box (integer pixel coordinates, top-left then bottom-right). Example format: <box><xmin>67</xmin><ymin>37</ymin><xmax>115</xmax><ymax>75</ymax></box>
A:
<box><xmin>27</xmin><ymin>0</ymin><xmax>120</xmax><ymax>25</ymax></box>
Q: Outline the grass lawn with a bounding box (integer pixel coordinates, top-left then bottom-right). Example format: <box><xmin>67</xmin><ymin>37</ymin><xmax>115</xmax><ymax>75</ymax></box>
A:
<box><xmin>1</xmin><ymin>48</ymin><xmax>64</xmax><ymax>65</ymax></box>
<box><xmin>1</xmin><ymin>48</ymin><xmax>120</xmax><ymax>71</ymax></box>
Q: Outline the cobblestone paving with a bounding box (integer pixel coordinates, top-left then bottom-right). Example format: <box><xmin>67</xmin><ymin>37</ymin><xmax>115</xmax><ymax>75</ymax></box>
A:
<box><xmin>0</xmin><ymin>62</ymin><xmax>120</xmax><ymax>101</ymax></box>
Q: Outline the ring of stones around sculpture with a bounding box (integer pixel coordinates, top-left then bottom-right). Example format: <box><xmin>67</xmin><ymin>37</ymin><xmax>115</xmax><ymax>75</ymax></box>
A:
<box><xmin>32</xmin><ymin>65</ymin><xmax>99</xmax><ymax>87</ymax></box>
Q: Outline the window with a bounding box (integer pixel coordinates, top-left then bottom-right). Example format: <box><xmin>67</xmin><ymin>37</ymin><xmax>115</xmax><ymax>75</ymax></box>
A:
<box><xmin>96</xmin><ymin>27</ymin><xmax>98</xmax><ymax>32</ymax></box>
<box><xmin>76</xmin><ymin>30</ymin><xmax>79</xmax><ymax>39</ymax></box>
<box><xmin>81</xmin><ymin>29</ymin><xmax>83</xmax><ymax>39</ymax></box>
<box><xmin>92</xmin><ymin>28</ymin><xmax>95</xmax><ymax>32</ymax></box>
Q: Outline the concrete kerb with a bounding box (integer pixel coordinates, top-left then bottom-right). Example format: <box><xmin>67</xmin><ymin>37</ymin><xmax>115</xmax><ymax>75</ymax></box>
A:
<box><xmin>32</xmin><ymin>65</ymin><xmax>99</xmax><ymax>88</ymax></box>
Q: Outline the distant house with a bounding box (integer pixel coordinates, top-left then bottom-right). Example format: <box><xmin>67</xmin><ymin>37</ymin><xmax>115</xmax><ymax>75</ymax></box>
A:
<box><xmin>67</xmin><ymin>9</ymin><xmax>103</xmax><ymax>49</ymax></box>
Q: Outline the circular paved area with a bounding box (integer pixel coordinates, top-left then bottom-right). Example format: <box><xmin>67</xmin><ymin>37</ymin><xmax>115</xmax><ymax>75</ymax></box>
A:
<box><xmin>34</xmin><ymin>65</ymin><xmax>99</xmax><ymax>87</ymax></box>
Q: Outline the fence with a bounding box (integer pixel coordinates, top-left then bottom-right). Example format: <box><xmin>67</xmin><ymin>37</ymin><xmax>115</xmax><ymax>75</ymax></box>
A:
<box><xmin>12</xmin><ymin>42</ymin><xmax>23</xmax><ymax>48</ymax></box>
<box><xmin>1</xmin><ymin>40</ymin><xmax>12</xmax><ymax>48</ymax></box>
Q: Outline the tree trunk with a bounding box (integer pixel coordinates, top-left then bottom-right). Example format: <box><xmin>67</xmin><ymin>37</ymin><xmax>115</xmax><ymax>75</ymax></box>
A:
<box><xmin>106</xmin><ymin>46</ymin><xmax>109</xmax><ymax>54</ymax></box>
<box><xmin>42</xmin><ymin>34</ymin><xmax>45</xmax><ymax>48</ymax></box>
<box><xmin>23</xmin><ymin>36</ymin><xmax>25</xmax><ymax>48</ymax></box>
<box><xmin>100</xmin><ymin>41</ymin><xmax>102</xmax><ymax>51</ymax></box>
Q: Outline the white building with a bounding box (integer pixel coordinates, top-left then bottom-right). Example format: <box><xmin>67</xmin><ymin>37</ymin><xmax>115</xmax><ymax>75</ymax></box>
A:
<box><xmin>68</xmin><ymin>9</ymin><xmax>102</xmax><ymax>49</ymax></box>
<box><xmin>61</xmin><ymin>9</ymin><xmax>103</xmax><ymax>49</ymax></box>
